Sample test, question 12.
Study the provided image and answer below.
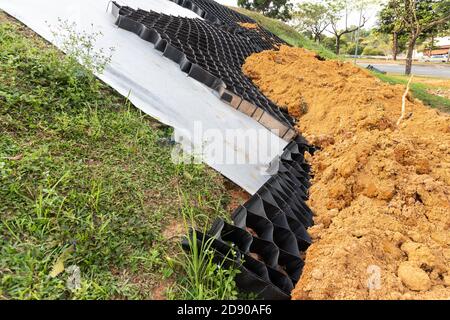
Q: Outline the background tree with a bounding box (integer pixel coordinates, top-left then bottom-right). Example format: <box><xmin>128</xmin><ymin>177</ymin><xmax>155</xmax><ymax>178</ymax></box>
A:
<box><xmin>362</xmin><ymin>31</ymin><xmax>392</xmax><ymax>56</ymax></box>
<box><xmin>292</xmin><ymin>2</ymin><xmax>330</xmax><ymax>43</ymax></box>
<box><xmin>378</xmin><ymin>0</ymin><xmax>407</xmax><ymax>60</ymax></box>
<box><xmin>400</xmin><ymin>0</ymin><xmax>450</xmax><ymax>75</ymax></box>
<box><xmin>326</xmin><ymin>0</ymin><xmax>368</xmax><ymax>55</ymax></box>
<box><xmin>238</xmin><ymin>0</ymin><xmax>293</xmax><ymax>20</ymax></box>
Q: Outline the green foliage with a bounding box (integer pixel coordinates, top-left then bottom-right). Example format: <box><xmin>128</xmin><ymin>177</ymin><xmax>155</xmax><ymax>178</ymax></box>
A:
<box><xmin>346</xmin><ymin>43</ymin><xmax>365</xmax><ymax>55</ymax></box>
<box><xmin>0</xmin><ymin>17</ymin><xmax>231</xmax><ymax>300</ymax></box>
<box><xmin>169</xmin><ymin>197</ymin><xmax>239</xmax><ymax>300</ymax></box>
<box><xmin>320</xmin><ymin>36</ymin><xmax>337</xmax><ymax>53</ymax></box>
<box><xmin>378</xmin><ymin>0</ymin><xmax>450</xmax><ymax>48</ymax></box>
<box><xmin>48</xmin><ymin>18</ymin><xmax>115</xmax><ymax>74</ymax></box>
<box><xmin>377</xmin><ymin>0</ymin><xmax>450</xmax><ymax>73</ymax></box>
<box><xmin>292</xmin><ymin>2</ymin><xmax>329</xmax><ymax>42</ymax></box>
<box><xmin>322</xmin><ymin>0</ymin><xmax>378</xmax><ymax>55</ymax></box>
<box><xmin>361</xmin><ymin>31</ymin><xmax>392</xmax><ymax>56</ymax></box>
<box><xmin>377</xmin><ymin>0</ymin><xmax>406</xmax><ymax>35</ymax></box>
<box><xmin>362</xmin><ymin>46</ymin><xmax>385</xmax><ymax>56</ymax></box>
<box><xmin>237</xmin><ymin>0</ymin><xmax>292</xmax><ymax>21</ymax></box>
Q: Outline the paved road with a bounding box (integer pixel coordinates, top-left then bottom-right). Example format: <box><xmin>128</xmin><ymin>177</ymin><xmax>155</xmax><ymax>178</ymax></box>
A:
<box><xmin>357</xmin><ymin>62</ymin><xmax>450</xmax><ymax>78</ymax></box>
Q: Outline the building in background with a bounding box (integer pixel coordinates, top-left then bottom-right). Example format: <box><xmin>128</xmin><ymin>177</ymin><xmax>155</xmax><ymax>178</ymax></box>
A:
<box><xmin>423</xmin><ymin>36</ymin><xmax>450</xmax><ymax>57</ymax></box>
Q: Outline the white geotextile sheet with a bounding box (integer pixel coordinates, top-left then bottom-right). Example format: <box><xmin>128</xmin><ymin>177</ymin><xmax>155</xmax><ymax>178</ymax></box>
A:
<box><xmin>0</xmin><ymin>0</ymin><xmax>288</xmax><ymax>194</ymax></box>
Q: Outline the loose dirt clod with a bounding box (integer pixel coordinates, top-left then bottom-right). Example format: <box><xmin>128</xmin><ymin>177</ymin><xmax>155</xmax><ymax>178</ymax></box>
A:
<box><xmin>238</xmin><ymin>22</ymin><xmax>258</xmax><ymax>29</ymax></box>
<box><xmin>243</xmin><ymin>45</ymin><xmax>450</xmax><ymax>300</ymax></box>
<box><xmin>428</xmin><ymin>88</ymin><xmax>450</xmax><ymax>100</ymax></box>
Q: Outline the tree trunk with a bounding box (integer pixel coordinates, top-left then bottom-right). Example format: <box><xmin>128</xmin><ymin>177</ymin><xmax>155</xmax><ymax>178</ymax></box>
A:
<box><xmin>335</xmin><ymin>35</ymin><xmax>341</xmax><ymax>55</ymax></box>
<box><xmin>428</xmin><ymin>34</ymin><xmax>435</xmax><ymax>56</ymax></box>
<box><xmin>392</xmin><ymin>32</ymin><xmax>398</xmax><ymax>61</ymax></box>
<box><xmin>314</xmin><ymin>33</ymin><xmax>320</xmax><ymax>43</ymax></box>
<box><xmin>405</xmin><ymin>35</ymin><xmax>417</xmax><ymax>75</ymax></box>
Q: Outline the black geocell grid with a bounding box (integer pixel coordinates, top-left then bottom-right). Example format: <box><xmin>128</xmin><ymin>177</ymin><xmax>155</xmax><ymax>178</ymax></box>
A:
<box><xmin>168</xmin><ymin>0</ymin><xmax>286</xmax><ymax>51</ymax></box>
<box><xmin>111</xmin><ymin>2</ymin><xmax>297</xmax><ymax>140</ymax></box>
<box><xmin>183</xmin><ymin>137</ymin><xmax>316</xmax><ymax>300</ymax></box>
<box><xmin>111</xmin><ymin>1</ymin><xmax>316</xmax><ymax>299</ymax></box>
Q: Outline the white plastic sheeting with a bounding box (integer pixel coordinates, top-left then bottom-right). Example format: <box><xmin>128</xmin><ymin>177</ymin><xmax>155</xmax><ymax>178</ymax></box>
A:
<box><xmin>0</xmin><ymin>0</ymin><xmax>288</xmax><ymax>194</ymax></box>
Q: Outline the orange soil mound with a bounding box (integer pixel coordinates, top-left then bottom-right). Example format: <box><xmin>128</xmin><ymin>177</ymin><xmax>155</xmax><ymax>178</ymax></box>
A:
<box><xmin>238</xmin><ymin>22</ymin><xmax>258</xmax><ymax>29</ymax></box>
<box><xmin>243</xmin><ymin>45</ymin><xmax>450</xmax><ymax>299</ymax></box>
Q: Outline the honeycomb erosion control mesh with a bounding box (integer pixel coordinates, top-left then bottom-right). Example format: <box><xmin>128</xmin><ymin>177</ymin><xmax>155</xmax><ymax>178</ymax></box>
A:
<box><xmin>111</xmin><ymin>0</ymin><xmax>317</xmax><ymax>299</ymax></box>
<box><xmin>111</xmin><ymin>1</ymin><xmax>297</xmax><ymax>140</ymax></box>
<box><xmin>167</xmin><ymin>0</ymin><xmax>287</xmax><ymax>50</ymax></box>
<box><xmin>183</xmin><ymin>137</ymin><xmax>317</xmax><ymax>300</ymax></box>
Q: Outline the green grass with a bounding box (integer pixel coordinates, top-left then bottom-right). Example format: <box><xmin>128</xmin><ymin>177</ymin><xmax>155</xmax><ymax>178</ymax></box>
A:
<box><xmin>373</xmin><ymin>73</ymin><xmax>450</xmax><ymax>113</ymax></box>
<box><xmin>231</xmin><ymin>7</ymin><xmax>336</xmax><ymax>60</ymax></box>
<box><xmin>168</xmin><ymin>197</ymin><xmax>239</xmax><ymax>300</ymax></box>
<box><xmin>0</xmin><ymin>14</ymin><xmax>237</xmax><ymax>300</ymax></box>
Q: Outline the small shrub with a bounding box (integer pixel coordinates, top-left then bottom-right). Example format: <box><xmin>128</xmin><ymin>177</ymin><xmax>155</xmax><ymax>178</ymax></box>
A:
<box><xmin>171</xmin><ymin>195</ymin><xmax>240</xmax><ymax>300</ymax></box>
<box><xmin>362</xmin><ymin>47</ymin><xmax>385</xmax><ymax>56</ymax></box>
<box><xmin>48</xmin><ymin>18</ymin><xmax>115</xmax><ymax>74</ymax></box>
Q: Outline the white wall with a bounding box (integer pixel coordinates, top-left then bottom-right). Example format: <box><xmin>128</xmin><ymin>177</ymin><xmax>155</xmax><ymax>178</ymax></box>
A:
<box><xmin>436</xmin><ymin>37</ymin><xmax>450</xmax><ymax>47</ymax></box>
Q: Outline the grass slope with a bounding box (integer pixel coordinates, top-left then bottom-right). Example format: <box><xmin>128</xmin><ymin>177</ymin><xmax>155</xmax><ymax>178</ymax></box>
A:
<box><xmin>231</xmin><ymin>7</ymin><xmax>336</xmax><ymax>60</ymax></box>
<box><xmin>0</xmin><ymin>13</ymin><xmax>235</xmax><ymax>299</ymax></box>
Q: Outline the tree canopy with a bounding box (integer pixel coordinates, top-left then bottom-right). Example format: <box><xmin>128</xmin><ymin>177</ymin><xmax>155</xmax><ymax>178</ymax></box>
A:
<box><xmin>292</xmin><ymin>2</ymin><xmax>330</xmax><ymax>42</ymax></box>
<box><xmin>237</xmin><ymin>0</ymin><xmax>293</xmax><ymax>20</ymax></box>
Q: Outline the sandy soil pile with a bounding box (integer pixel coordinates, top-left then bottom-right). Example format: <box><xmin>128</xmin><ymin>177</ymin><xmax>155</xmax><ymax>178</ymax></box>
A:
<box><xmin>238</xmin><ymin>22</ymin><xmax>258</xmax><ymax>29</ymax></box>
<box><xmin>243</xmin><ymin>45</ymin><xmax>450</xmax><ymax>299</ymax></box>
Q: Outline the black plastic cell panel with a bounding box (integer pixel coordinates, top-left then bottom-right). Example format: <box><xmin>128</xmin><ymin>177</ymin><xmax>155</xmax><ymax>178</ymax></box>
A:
<box><xmin>204</xmin><ymin>218</ymin><xmax>299</xmax><ymax>298</ymax></box>
<box><xmin>241</xmin><ymin>254</ymin><xmax>270</xmax><ymax>283</ymax></box>
<box><xmin>111</xmin><ymin>2</ymin><xmax>296</xmax><ymax>139</ymax></box>
<box><xmin>237</xmin><ymin>258</ymin><xmax>290</xmax><ymax>300</ymax></box>
<box><xmin>277</xmin><ymin>171</ymin><xmax>307</xmax><ymax>194</ymax></box>
<box><xmin>281</xmin><ymin>201</ymin><xmax>313</xmax><ymax>230</ymax></box>
<box><xmin>210</xmin><ymin>218</ymin><xmax>253</xmax><ymax>253</ymax></box>
<box><xmin>265</xmin><ymin>186</ymin><xmax>310</xmax><ymax>221</ymax></box>
<box><xmin>278</xmin><ymin>250</ymin><xmax>304</xmax><ymax>283</ymax></box>
<box><xmin>113</xmin><ymin>3</ymin><xmax>320</xmax><ymax>297</ymax></box>
<box><xmin>284</xmin><ymin>215</ymin><xmax>311</xmax><ymax>251</ymax></box>
<box><xmin>278</xmin><ymin>159</ymin><xmax>310</xmax><ymax>182</ymax></box>
<box><xmin>181</xmin><ymin>137</ymin><xmax>317</xmax><ymax>299</ymax></box>
<box><xmin>244</xmin><ymin>195</ymin><xmax>292</xmax><ymax>230</ymax></box>
<box><xmin>233</xmin><ymin>207</ymin><xmax>274</xmax><ymax>242</ymax></box>
<box><xmin>184</xmin><ymin>229</ymin><xmax>290</xmax><ymax>299</ymax></box>
<box><xmin>249</xmin><ymin>237</ymin><xmax>279</xmax><ymax>268</ymax></box>
<box><xmin>258</xmin><ymin>185</ymin><xmax>310</xmax><ymax>225</ymax></box>
<box><xmin>265</xmin><ymin>176</ymin><xmax>294</xmax><ymax>198</ymax></box>
<box><xmin>168</xmin><ymin>0</ymin><xmax>286</xmax><ymax>50</ymax></box>
<box><xmin>272</xmin><ymin>225</ymin><xmax>300</xmax><ymax>257</ymax></box>
<box><xmin>258</xmin><ymin>189</ymin><xmax>311</xmax><ymax>232</ymax></box>
<box><xmin>285</xmin><ymin>160</ymin><xmax>311</xmax><ymax>179</ymax></box>
<box><xmin>266</xmin><ymin>266</ymin><xmax>294</xmax><ymax>294</ymax></box>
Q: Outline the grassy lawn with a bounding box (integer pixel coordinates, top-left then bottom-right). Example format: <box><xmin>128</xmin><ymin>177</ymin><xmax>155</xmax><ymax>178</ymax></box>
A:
<box><xmin>346</xmin><ymin>57</ymin><xmax>450</xmax><ymax>67</ymax></box>
<box><xmin>373</xmin><ymin>73</ymin><xmax>450</xmax><ymax>113</ymax></box>
<box><xmin>0</xmin><ymin>12</ymin><xmax>242</xmax><ymax>300</ymax></box>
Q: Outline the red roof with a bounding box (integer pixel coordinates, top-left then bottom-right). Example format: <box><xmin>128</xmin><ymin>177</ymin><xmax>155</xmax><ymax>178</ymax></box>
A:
<box><xmin>428</xmin><ymin>48</ymin><xmax>450</xmax><ymax>55</ymax></box>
